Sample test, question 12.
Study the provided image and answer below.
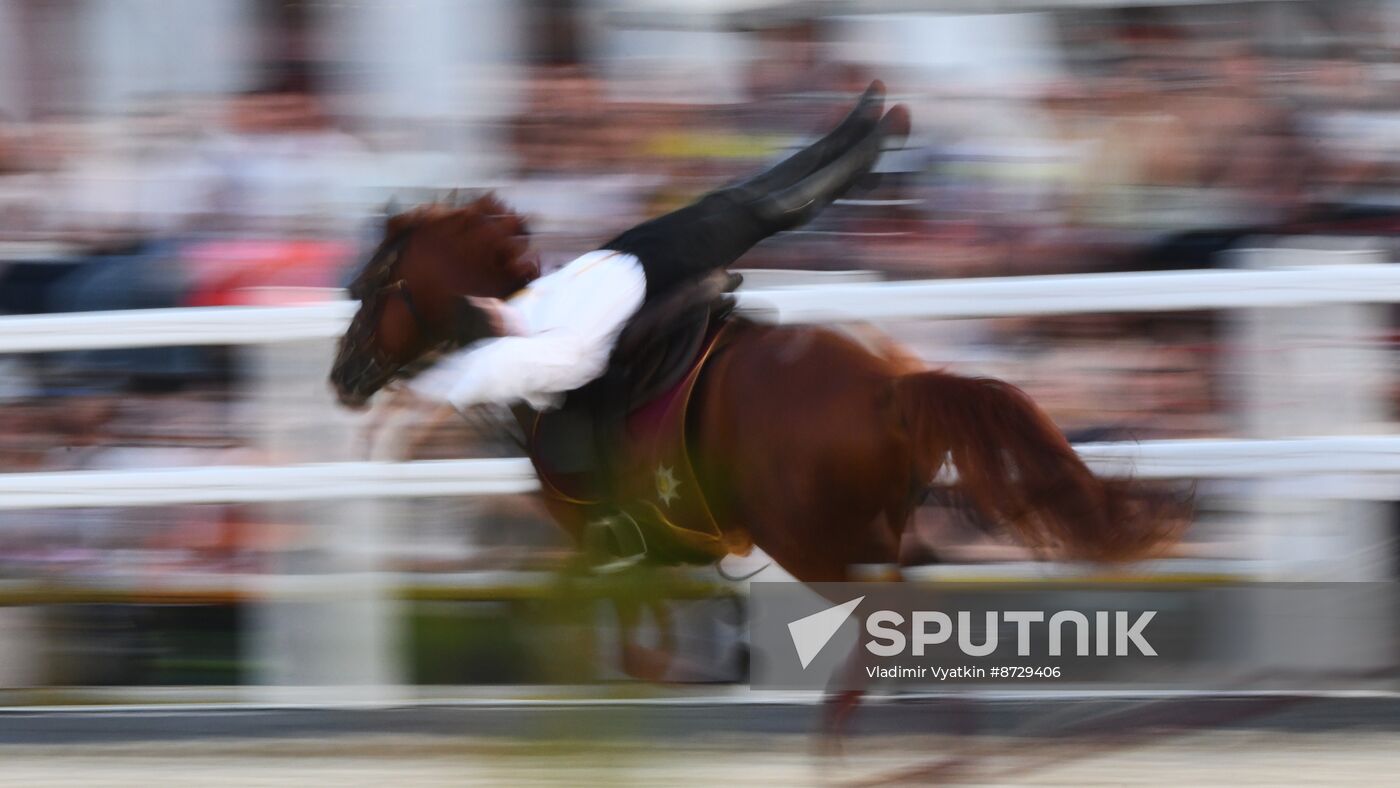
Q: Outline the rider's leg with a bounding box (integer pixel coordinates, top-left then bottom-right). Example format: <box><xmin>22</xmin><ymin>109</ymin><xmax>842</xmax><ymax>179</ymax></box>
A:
<box><xmin>726</xmin><ymin>80</ymin><xmax>884</xmax><ymax>197</ymax></box>
<box><xmin>603</xmin><ymin>104</ymin><xmax>910</xmax><ymax>296</ymax></box>
<box><xmin>598</xmin><ymin>81</ymin><xmax>883</xmax><ymax>281</ymax></box>
<box><xmin>745</xmin><ymin>104</ymin><xmax>912</xmax><ymax>232</ymax></box>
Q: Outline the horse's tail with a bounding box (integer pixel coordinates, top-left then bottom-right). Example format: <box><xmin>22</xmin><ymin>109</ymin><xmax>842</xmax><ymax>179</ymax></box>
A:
<box><xmin>894</xmin><ymin>370</ymin><xmax>1183</xmax><ymax>563</ymax></box>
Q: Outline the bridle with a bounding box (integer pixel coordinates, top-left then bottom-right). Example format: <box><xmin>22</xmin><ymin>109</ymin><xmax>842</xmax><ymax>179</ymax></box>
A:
<box><xmin>381</xmin><ymin>277</ymin><xmax>435</xmax><ymax>339</ymax></box>
<box><xmin>335</xmin><ymin>205</ymin><xmax>528</xmax><ymax>400</ymax></box>
<box><xmin>349</xmin><ymin>278</ymin><xmax>463</xmax><ymax>383</ymax></box>
<box><xmin>350</xmin><ymin>229</ymin><xmax>471</xmax><ymax>347</ymax></box>
<box><xmin>339</xmin><ymin>231</ymin><xmax>495</xmax><ymax>396</ymax></box>
<box><xmin>337</xmin><ymin>232</ymin><xmax>454</xmax><ymax>395</ymax></box>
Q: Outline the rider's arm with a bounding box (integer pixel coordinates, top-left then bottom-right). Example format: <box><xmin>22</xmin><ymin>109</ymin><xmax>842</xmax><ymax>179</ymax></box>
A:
<box><xmin>406</xmin><ymin>250</ymin><xmax>646</xmax><ymax>411</ymax></box>
<box><xmin>408</xmin><ymin>329</ymin><xmax>609</xmax><ymax>411</ymax></box>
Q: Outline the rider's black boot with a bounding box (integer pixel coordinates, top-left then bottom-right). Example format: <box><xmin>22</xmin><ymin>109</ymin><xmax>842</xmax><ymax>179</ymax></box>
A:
<box><xmin>742</xmin><ymin>103</ymin><xmax>911</xmax><ymax>232</ymax></box>
<box><xmin>726</xmin><ymin>80</ymin><xmax>885</xmax><ymax>198</ymax></box>
<box><xmin>602</xmin><ymin>82</ymin><xmax>910</xmax><ymax>296</ymax></box>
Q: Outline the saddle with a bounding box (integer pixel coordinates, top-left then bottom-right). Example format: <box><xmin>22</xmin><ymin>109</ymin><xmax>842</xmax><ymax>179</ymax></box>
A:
<box><xmin>611</xmin><ymin>269</ymin><xmax>741</xmax><ymax>408</ymax></box>
<box><xmin>526</xmin><ymin>270</ymin><xmax>742</xmax><ymax>565</ymax></box>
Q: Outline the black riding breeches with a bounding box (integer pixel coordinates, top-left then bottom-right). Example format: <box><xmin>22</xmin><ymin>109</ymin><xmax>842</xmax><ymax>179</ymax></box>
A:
<box><xmin>600</xmin><ymin>187</ymin><xmax>774</xmax><ymax>298</ymax></box>
<box><xmin>602</xmin><ymin>82</ymin><xmax>889</xmax><ymax>298</ymax></box>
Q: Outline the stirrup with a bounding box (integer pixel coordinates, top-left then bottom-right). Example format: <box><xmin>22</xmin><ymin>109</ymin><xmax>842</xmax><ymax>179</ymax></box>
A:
<box><xmin>584</xmin><ymin>511</ymin><xmax>649</xmax><ymax>574</ymax></box>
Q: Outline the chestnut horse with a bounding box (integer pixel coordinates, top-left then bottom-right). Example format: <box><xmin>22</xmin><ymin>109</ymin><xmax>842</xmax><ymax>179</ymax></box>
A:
<box><xmin>330</xmin><ymin>195</ymin><xmax>1180</xmax><ymax>705</ymax></box>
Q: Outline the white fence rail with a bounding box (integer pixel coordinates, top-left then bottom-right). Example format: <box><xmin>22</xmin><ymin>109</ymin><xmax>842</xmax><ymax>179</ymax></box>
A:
<box><xmin>0</xmin><ymin>302</ymin><xmax>355</xmax><ymax>353</ymax></box>
<box><xmin>1</xmin><ymin>436</ymin><xmax>1398</xmax><ymax>510</ymax></box>
<box><xmin>743</xmin><ymin>262</ymin><xmax>1400</xmax><ymax>322</ymax></box>
<box><xmin>0</xmin><ymin>458</ymin><xmax>538</xmax><ymax>510</ymax></box>
<box><xmin>4</xmin><ymin>263</ymin><xmax>1400</xmax><ymax>353</ymax></box>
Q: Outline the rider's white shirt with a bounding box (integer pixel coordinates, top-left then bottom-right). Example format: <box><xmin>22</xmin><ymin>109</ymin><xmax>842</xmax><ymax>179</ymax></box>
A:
<box><xmin>406</xmin><ymin>250</ymin><xmax>646</xmax><ymax>411</ymax></box>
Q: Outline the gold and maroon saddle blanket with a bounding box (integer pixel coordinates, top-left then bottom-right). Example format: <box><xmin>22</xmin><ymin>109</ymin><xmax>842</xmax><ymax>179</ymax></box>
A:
<box><xmin>527</xmin><ymin>323</ymin><xmax>732</xmax><ymax>565</ymax></box>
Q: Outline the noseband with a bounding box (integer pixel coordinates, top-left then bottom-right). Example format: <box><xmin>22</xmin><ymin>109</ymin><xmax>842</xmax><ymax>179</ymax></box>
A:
<box><xmin>343</xmin><ymin>276</ymin><xmax>493</xmax><ymax>394</ymax></box>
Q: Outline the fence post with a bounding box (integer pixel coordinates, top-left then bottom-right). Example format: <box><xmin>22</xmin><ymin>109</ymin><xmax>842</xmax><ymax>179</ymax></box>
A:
<box><xmin>244</xmin><ymin>338</ymin><xmax>401</xmax><ymax>704</ymax></box>
<box><xmin>1232</xmin><ymin>240</ymin><xmax>1394</xmax><ymax>675</ymax></box>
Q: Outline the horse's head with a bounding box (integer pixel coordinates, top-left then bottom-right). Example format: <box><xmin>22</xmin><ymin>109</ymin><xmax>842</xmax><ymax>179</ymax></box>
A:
<box><xmin>330</xmin><ymin>193</ymin><xmax>539</xmax><ymax>408</ymax></box>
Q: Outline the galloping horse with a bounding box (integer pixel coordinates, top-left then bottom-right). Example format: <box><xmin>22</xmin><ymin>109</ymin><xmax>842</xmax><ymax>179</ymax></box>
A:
<box><xmin>330</xmin><ymin>194</ymin><xmax>1182</xmax><ymax>720</ymax></box>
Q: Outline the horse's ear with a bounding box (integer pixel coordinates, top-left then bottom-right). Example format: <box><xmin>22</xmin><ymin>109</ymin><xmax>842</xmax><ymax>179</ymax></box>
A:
<box><xmin>382</xmin><ymin>197</ymin><xmax>401</xmax><ymax>229</ymax></box>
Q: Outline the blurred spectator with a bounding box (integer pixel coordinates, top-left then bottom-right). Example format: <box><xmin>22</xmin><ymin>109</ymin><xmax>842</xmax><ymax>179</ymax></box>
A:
<box><xmin>204</xmin><ymin>86</ymin><xmax>367</xmax><ymax>234</ymax></box>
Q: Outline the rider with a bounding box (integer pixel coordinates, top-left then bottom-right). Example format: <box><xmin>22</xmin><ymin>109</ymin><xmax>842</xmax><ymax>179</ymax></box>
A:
<box><xmin>406</xmin><ymin>81</ymin><xmax>910</xmax><ymax>417</ymax></box>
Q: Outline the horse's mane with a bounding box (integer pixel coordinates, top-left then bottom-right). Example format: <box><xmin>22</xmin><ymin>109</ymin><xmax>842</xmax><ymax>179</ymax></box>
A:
<box><xmin>352</xmin><ymin>193</ymin><xmax>539</xmax><ymax>300</ymax></box>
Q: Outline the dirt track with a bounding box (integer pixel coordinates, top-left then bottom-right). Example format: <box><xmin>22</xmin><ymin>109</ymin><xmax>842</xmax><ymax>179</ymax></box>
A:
<box><xmin>2</xmin><ymin>730</ymin><xmax>1397</xmax><ymax>787</ymax></box>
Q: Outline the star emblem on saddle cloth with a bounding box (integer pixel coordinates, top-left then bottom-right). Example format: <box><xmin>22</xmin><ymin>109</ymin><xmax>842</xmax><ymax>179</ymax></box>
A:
<box><xmin>655</xmin><ymin>464</ymin><xmax>682</xmax><ymax>507</ymax></box>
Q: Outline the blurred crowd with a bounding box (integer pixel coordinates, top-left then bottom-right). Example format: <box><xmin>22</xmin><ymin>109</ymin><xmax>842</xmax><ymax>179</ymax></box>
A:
<box><xmin>2</xmin><ymin>6</ymin><xmax>1400</xmax><ymax>584</ymax></box>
